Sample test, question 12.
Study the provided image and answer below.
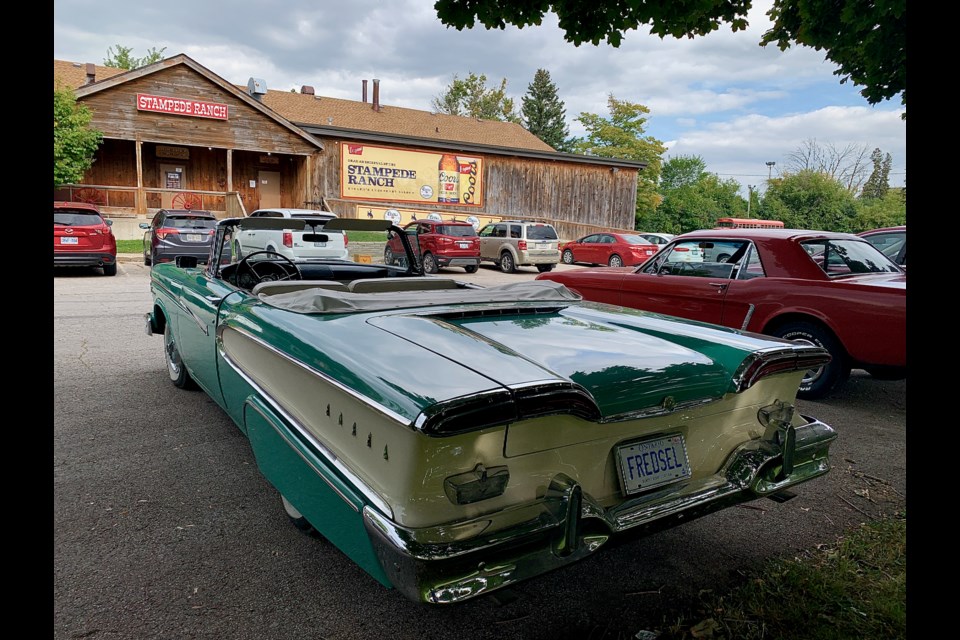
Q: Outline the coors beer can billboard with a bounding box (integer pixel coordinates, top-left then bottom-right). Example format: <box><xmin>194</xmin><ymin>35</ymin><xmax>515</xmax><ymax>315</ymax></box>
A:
<box><xmin>340</xmin><ymin>143</ymin><xmax>483</xmax><ymax>206</ymax></box>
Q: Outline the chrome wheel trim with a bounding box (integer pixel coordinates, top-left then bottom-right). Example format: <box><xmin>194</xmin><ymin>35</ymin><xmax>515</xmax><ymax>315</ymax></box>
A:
<box><xmin>783</xmin><ymin>333</ymin><xmax>825</xmax><ymax>388</ymax></box>
<box><xmin>164</xmin><ymin>326</ymin><xmax>183</xmax><ymax>381</ymax></box>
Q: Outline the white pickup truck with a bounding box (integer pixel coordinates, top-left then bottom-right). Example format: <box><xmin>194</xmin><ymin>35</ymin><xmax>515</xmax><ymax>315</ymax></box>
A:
<box><xmin>233</xmin><ymin>209</ymin><xmax>349</xmax><ymax>261</ymax></box>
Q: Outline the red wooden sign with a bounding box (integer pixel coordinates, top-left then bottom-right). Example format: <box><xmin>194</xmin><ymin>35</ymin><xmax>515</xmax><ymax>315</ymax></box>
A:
<box><xmin>136</xmin><ymin>93</ymin><xmax>229</xmax><ymax>120</ymax></box>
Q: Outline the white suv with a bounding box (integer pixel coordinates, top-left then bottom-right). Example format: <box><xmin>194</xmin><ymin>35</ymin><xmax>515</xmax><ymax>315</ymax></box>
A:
<box><xmin>234</xmin><ymin>209</ymin><xmax>349</xmax><ymax>261</ymax></box>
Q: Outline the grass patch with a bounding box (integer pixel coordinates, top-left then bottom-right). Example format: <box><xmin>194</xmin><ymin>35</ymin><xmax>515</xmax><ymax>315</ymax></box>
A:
<box><xmin>117</xmin><ymin>239</ymin><xmax>143</xmax><ymax>253</ymax></box>
<box><xmin>660</xmin><ymin>512</ymin><xmax>906</xmax><ymax>640</ymax></box>
<box><xmin>346</xmin><ymin>230</ymin><xmax>390</xmax><ymax>242</ymax></box>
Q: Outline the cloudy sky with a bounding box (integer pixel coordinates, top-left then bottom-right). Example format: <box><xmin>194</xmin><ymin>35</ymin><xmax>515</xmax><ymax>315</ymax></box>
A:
<box><xmin>53</xmin><ymin>0</ymin><xmax>906</xmax><ymax>194</ymax></box>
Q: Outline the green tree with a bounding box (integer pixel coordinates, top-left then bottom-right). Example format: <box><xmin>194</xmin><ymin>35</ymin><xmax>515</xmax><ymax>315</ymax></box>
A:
<box><xmin>652</xmin><ymin>155</ymin><xmax>744</xmax><ymax>233</ymax></box>
<box><xmin>521</xmin><ymin>69</ymin><xmax>571</xmax><ymax>151</ymax></box>
<box><xmin>860</xmin><ymin>148</ymin><xmax>893</xmax><ymax>200</ymax></box>
<box><xmin>433</xmin><ymin>0</ymin><xmax>906</xmax><ymax>109</ymax></box>
<box><xmin>762</xmin><ymin>170</ymin><xmax>859</xmax><ymax>232</ymax></box>
<box><xmin>570</xmin><ymin>95</ymin><xmax>667</xmax><ymax>223</ymax></box>
<box><xmin>54</xmin><ymin>85</ymin><xmax>102</xmax><ymax>188</ymax></box>
<box><xmin>104</xmin><ymin>44</ymin><xmax>167</xmax><ymax>70</ymax></box>
<box><xmin>431</xmin><ymin>72</ymin><xmax>521</xmax><ymax>123</ymax></box>
<box><xmin>852</xmin><ymin>189</ymin><xmax>906</xmax><ymax>231</ymax></box>
<box><xmin>762</xmin><ymin>0</ymin><xmax>905</xmax><ymax>109</ymax></box>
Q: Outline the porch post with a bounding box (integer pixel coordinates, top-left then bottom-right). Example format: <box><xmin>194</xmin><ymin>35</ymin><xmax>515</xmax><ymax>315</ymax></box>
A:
<box><xmin>135</xmin><ymin>134</ymin><xmax>145</xmax><ymax>215</ymax></box>
<box><xmin>226</xmin><ymin>149</ymin><xmax>233</xmax><ymax>191</ymax></box>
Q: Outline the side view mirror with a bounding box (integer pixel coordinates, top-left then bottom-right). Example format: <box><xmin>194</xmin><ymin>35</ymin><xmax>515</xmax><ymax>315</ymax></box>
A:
<box><xmin>176</xmin><ymin>256</ymin><xmax>199</xmax><ymax>268</ymax></box>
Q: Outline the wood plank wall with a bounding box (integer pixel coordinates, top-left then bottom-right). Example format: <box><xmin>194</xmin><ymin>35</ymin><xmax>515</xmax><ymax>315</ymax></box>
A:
<box><xmin>310</xmin><ymin>138</ymin><xmax>639</xmax><ymax>232</ymax></box>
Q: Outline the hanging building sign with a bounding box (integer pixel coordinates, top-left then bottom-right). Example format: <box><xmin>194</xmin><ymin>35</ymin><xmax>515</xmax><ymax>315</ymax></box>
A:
<box><xmin>156</xmin><ymin>145</ymin><xmax>190</xmax><ymax>160</ymax></box>
<box><xmin>340</xmin><ymin>143</ymin><xmax>483</xmax><ymax>207</ymax></box>
<box><xmin>136</xmin><ymin>93</ymin><xmax>229</xmax><ymax>120</ymax></box>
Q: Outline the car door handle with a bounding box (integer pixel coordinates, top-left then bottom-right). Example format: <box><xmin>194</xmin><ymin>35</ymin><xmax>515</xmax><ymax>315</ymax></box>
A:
<box><xmin>205</xmin><ymin>295</ymin><xmax>223</xmax><ymax>303</ymax></box>
<box><xmin>708</xmin><ymin>282</ymin><xmax>729</xmax><ymax>291</ymax></box>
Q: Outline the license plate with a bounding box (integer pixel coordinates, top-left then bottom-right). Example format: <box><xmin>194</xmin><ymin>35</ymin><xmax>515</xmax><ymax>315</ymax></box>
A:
<box><xmin>616</xmin><ymin>434</ymin><xmax>691</xmax><ymax>495</ymax></box>
<box><xmin>458</xmin><ymin>242</ymin><xmax>470</xmax><ymax>249</ymax></box>
<box><xmin>183</xmin><ymin>234</ymin><xmax>203</xmax><ymax>242</ymax></box>
<box><xmin>60</xmin><ymin>237</ymin><xmax>79</xmax><ymax>244</ymax></box>
<box><xmin>314</xmin><ymin>242</ymin><xmax>327</xmax><ymax>247</ymax></box>
<box><xmin>537</xmin><ymin>243</ymin><xmax>548</xmax><ymax>248</ymax></box>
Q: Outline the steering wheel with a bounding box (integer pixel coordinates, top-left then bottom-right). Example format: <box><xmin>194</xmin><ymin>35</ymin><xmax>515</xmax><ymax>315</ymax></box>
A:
<box><xmin>237</xmin><ymin>251</ymin><xmax>302</xmax><ymax>287</ymax></box>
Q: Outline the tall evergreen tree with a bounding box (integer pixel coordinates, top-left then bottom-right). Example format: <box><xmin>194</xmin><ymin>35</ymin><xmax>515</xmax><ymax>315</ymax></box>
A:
<box><xmin>521</xmin><ymin>69</ymin><xmax>571</xmax><ymax>151</ymax></box>
<box><xmin>860</xmin><ymin>148</ymin><xmax>892</xmax><ymax>199</ymax></box>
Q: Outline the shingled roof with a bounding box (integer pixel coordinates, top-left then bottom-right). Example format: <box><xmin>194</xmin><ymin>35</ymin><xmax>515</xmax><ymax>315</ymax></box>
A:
<box><xmin>54</xmin><ymin>59</ymin><xmax>126</xmax><ymax>90</ymax></box>
<box><xmin>55</xmin><ymin>57</ymin><xmax>554</xmax><ymax>154</ymax></box>
<box><xmin>261</xmin><ymin>89</ymin><xmax>555</xmax><ymax>153</ymax></box>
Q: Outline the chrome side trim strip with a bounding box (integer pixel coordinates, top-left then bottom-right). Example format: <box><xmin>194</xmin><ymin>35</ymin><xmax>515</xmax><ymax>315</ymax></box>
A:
<box><xmin>740</xmin><ymin>304</ymin><xmax>755</xmax><ymax>331</ymax></box>
<box><xmin>217</xmin><ymin>322</ymin><xmax>411</xmax><ymax>426</ymax></box>
<box><xmin>245</xmin><ymin>400</ymin><xmax>359</xmax><ymax>513</ymax></box>
<box><xmin>152</xmin><ymin>282</ymin><xmax>189</xmax><ymax>314</ymax></box>
<box><xmin>217</xmin><ymin>324</ymin><xmax>394</xmax><ymax>518</ymax></box>
<box><xmin>185</xmin><ymin>307</ymin><xmax>209</xmax><ymax>335</ymax></box>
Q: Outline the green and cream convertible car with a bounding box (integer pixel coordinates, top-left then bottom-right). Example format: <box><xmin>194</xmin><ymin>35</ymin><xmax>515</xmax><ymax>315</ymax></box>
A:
<box><xmin>145</xmin><ymin>216</ymin><xmax>837</xmax><ymax>605</ymax></box>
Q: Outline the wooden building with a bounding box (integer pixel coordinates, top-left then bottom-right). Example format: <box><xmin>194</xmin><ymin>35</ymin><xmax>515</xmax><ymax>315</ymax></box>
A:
<box><xmin>54</xmin><ymin>54</ymin><xmax>646</xmax><ymax>240</ymax></box>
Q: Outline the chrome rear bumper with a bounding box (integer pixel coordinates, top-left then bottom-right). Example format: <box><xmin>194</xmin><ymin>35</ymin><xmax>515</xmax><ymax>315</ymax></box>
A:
<box><xmin>363</xmin><ymin>414</ymin><xmax>836</xmax><ymax>604</ymax></box>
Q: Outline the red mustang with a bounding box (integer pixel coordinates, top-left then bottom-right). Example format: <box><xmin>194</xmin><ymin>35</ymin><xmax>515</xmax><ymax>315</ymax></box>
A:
<box><xmin>537</xmin><ymin>228</ymin><xmax>906</xmax><ymax>399</ymax></box>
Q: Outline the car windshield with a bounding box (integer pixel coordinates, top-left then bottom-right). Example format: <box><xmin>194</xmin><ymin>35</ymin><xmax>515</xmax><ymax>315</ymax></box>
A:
<box><xmin>54</xmin><ymin>211</ymin><xmax>102</xmax><ymax>226</ymax></box>
<box><xmin>801</xmin><ymin>239</ymin><xmax>902</xmax><ymax>275</ymax></box>
<box><xmin>437</xmin><ymin>225</ymin><xmax>476</xmax><ymax>237</ymax></box>
<box><xmin>621</xmin><ymin>234</ymin><xmax>653</xmax><ymax>245</ymax></box>
<box><xmin>167</xmin><ymin>217</ymin><xmax>217</xmax><ymax>229</ymax></box>
<box><xmin>862</xmin><ymin>232</ymin><xmax>905</xmax><ymax>261</ymax></box>
<box><xmin>527</xmin><ymin>225</ymin><xmax>558</xmax><ymax>240</ymax></box>
<box><xmin>210</xmin><ymin>217</ymin><xmax>421</xmax><ymax>284</ymax></box>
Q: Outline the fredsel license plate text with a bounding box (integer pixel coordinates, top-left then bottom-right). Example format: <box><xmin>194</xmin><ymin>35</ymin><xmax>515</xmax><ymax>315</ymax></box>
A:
<box><xmin>617</xmin><ymin>434</ymin><xmax>690</xmax><ymax>494</ymax></box>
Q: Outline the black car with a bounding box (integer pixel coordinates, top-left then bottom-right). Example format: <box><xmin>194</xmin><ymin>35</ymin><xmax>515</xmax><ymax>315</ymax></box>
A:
<box><xmin>140</xmin><ymin>209</ymin><xmax>218</xmax><ymax>266</ymax></box>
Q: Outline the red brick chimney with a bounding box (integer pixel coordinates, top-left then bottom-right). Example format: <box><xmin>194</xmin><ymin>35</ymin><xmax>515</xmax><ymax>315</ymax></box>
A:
<box><xmin>362</xmin><ymin>79</ymin><xmax>368</xmax><ymax>103</ymax></box>
<box><xmin>372</xmin><ymin>79</ymin><xmax>380</xmax><ymax>112</ymax></box>
<box><xmin>300</xmin><ymin>85</ymin><xmax>315</xmax><ymax>95</ymax></box>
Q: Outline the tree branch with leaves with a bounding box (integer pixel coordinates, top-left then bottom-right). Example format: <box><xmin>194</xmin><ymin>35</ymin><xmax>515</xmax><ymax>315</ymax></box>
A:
<box><xmin>431</xmin><ymin>72</ymin><xmax>521</xmax><ymax>123</ymax></box>
<box><xmin>54</xmin><ymin>85</ymin><xmax>102</xmax><ymax>188</ymax></box>
<box><xmin>433</xmin><ymin>0</ymin><xmax>905</xmax><ymax>110</ymax></box>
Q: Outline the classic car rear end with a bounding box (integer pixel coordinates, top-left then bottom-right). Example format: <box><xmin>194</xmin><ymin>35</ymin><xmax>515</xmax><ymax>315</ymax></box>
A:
<box><xmin>144</xmin><ymin>217</ymin><xmax>837</xmax><ymax>605</ymax></box>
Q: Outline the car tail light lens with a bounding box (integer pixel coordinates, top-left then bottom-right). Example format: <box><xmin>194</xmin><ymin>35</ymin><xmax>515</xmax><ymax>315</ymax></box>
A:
<box><xmin>518</xmin><ymin>240</ymin><xmax>527</xmax><ymax>251</ymax></box>
<box><xmin>283</xmin><ymin>232</ymin><xmax>293</xmax><ymax>248</ymax></box>
<box><xmin>344</xmin><ymin>231</ymin><xmax>349</xmax><ymax>246</ymax></box>
<box><xmin>155</xmin><ymin>227</ymin><xmax>179</xmax><ymax>239</ymax></box>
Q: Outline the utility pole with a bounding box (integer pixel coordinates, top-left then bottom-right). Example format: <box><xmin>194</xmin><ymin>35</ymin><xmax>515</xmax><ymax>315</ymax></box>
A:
<box><xmin>747</xmin><ymin>185</ymin><xmax>755</xmax><ymax>217</ymax></box>
<box><xmin>766</xmin><ymin>161</ymin><xmax>776</xmax><ymax>181</ymax></box>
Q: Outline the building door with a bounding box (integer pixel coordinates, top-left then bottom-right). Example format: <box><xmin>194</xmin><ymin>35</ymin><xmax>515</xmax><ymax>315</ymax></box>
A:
<box><xmin>258</xmin><ymin>171</ymin><xmax>281</xmax><ymax>209</ymax></box>
<box><xmin>160</xmin><ymin>163</ymin><xmax>186</xmax><ymax>209</ymax></box>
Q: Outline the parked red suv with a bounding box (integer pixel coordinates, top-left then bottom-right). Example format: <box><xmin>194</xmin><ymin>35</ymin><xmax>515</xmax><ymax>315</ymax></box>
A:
<box><xmin>384</xmin><ymin>219</ymin><xmax>481</xmax><ymax>273</ymax></box>
<box><xmin>53</xmin><ymin>201</ymin><xmax>118</xmax><ymax>276</ymax></box>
